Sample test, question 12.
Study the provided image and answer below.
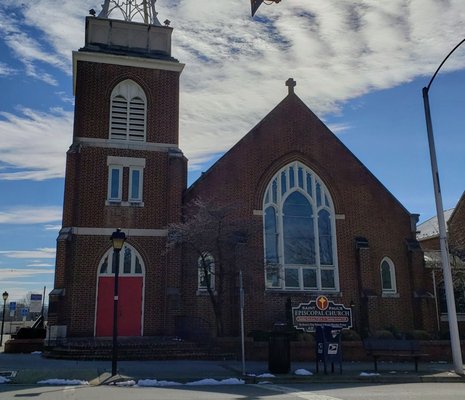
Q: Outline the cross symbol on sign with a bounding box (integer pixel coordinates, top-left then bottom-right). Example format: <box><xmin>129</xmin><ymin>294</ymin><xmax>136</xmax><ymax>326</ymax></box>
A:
<box><xmin>316</xmin><ymin>295</ymin><xmax>328</xmax><ymax>310</ymax></box>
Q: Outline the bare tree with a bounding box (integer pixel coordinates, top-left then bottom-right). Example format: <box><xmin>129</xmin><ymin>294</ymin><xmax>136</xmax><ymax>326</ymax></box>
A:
<box><xmin>167</xmin><ymin>198</ymin><xmax>249</xmax><ymax>337</ymax></box>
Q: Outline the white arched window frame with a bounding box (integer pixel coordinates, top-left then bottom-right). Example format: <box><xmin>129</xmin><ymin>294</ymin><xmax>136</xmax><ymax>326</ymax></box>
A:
<box><xmin>98</xmin><ymin>243</ymin><xmax>145</xmax><ymax>276</ymax></box>
<box><xmin>110</xmin><ymin>80</ymin><xmax>147</xmax><ymax>141</ymax></box>
<box><xmin>380</xmin><ymin>257</ymin><xmax>397</xmax><ymax>294</ymax></box>
<box><xmin>263</xmin><ymin>161</ymin><xmax>339</xmax><ymax>292</ymax></box>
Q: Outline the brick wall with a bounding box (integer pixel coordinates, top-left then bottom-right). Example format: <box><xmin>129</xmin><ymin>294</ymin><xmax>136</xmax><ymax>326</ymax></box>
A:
<box><xmin>182</xmin><ymin>92</ymin><xmax>430</xmax><ymax>337</ymax></box>
<box><xmin>52</xmin><ymin>52</ymin><xmax>186</xmax><ymax>337</ymax></box>
<box><xmin>74</xmin><ymin>61</ymin><xmax>180</xmax><ymax>144</ymax></box>
<box><xmin>449</xmin><ymin>192</ymin><xmax>465</xmax><ymax>256</ymax></box>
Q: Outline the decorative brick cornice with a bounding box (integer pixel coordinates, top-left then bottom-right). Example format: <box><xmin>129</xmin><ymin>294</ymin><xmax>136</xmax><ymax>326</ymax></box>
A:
<box><xmin>61</xmin><ymin>227</ymin><xmax>168</xmax><ymax>237</ymax></box>
<box><xmin>75</xmin><ymin>137</ymin><xmax>179</xmax><ymax>152</ymax></box>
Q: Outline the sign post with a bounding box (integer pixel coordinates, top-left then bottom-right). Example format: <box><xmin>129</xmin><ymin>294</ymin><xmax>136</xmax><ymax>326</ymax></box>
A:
<box><xmin>9</xmin><ymin>302</ymin><xmax>16</xmax><ymax>318</ymax></box>
<box><xmin>29</xmin><ymin>294</ymin><xmax>42</xmax><ymax>314</ymax></box>
<box><xmin>20</xmin><ymin>308</ymin><xmax>29</xmax><ymax>322</ymax></box>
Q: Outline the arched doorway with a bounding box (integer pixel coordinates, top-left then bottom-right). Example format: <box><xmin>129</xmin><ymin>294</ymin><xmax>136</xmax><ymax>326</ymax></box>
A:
<box><xmin>95</xmin><ymin>244</ymin><xmax>145</xmax><ymax>337</ymax></box>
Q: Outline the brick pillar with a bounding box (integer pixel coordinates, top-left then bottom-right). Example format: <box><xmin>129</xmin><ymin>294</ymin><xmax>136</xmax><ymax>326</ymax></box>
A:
<box><xmin>355</xmin><ymin>237</ymin><xmax>379</xmax><ymax>336</ymax></box>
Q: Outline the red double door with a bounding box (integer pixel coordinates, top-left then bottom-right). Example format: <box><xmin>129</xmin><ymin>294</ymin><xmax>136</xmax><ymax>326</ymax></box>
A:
<box><xmin>95</xmin><ymin>276</ymin><xmax>143</xmax><ymax>337</ymax></box>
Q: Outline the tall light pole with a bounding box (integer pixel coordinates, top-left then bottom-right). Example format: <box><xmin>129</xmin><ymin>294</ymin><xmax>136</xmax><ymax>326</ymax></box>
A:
<box><xmin>110</xmin><ymin>228</ymin><xmax>126</xmax><ymax>376</ymax></box>
<box><xmin>251</xmin><ymin>0</ymin><xmax>281</xmax><ymax>17</ymax></box>
<box><xmin>0</xmin><ymin>291</ymin><xmax>9</xmax><ymax>347</ymax></box>
<box><xmin>422</xmin><ymin>38</ymin><xmax>465</xmax><ymax>375</ymax></box>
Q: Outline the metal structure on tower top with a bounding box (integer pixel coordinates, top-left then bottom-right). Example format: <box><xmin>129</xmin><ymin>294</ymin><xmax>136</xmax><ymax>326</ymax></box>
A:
<box><xmin>98</xmin><ymin>0</ymin><xmax>161</xmax><ymax>25</ymax></box>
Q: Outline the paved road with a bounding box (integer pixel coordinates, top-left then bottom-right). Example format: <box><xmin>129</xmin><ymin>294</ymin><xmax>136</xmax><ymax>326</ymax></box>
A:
<box><xmin>0</xmin><ymin>382</ymin><xmax>464</xmax><ymax>400</ymax></box>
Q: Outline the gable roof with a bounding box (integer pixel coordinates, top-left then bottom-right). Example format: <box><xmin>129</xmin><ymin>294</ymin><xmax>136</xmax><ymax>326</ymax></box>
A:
<box><xmin>416</xmin><ymin>208</ymin><xmax>455</xmax><ymax>240</ymax></box>
<box><xmin>186</xmin><ymin>87</ymin><xmax>412</xmax><ymax>217</ymax></box>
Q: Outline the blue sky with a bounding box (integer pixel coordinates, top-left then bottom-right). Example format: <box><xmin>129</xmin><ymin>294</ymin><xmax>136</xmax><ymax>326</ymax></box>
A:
<box><xmin>0</xmin><ymin>0</ymin><xmax>465</xmax><ymax>302</ymax></box>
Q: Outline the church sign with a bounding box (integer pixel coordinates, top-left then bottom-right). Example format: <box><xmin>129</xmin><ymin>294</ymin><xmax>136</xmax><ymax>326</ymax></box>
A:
<box><xmin>292</xmin><ymin>296</ymin><xmax>353</xmax><ymax>332</ymax></box>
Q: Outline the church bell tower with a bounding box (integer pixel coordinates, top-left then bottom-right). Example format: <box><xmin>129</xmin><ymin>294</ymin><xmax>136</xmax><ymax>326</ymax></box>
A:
<box><xmin>49</xmin><ymin>0</ymin><xmax>186</xmax><ymax>339</ymax></box>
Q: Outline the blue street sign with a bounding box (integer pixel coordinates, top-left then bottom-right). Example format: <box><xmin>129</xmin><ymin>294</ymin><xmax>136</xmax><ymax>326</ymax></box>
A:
<box><xmin>9</xmin><ymin>302</ymin><xmax>16</xmax><ymax>311</ymax></box>
<box><xmin>20</xmin><ymin>308</ymin><xmax>29</xmax><ymax>317</ymax></box>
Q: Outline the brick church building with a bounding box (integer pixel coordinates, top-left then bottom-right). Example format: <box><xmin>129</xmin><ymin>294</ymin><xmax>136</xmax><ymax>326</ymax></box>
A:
<box><xmin>48</xmin><ymin>4</ymin><xmax>437</xmax><ymax>343</ymax></box>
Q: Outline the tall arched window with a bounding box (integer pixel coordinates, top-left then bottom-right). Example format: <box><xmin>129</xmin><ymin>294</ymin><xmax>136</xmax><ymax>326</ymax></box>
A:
<box><xmin>380</xmin><ymin>257</ymin><xmax>396</xmax><ymax>294</ymax></box>
<box><xmin>263</xmin><ymin>161</ymin><xmax>338</xmax><ymax>291</ymax></box>
<box><xmin>110</xmin><ymin>80</ymin><xmax>147</xmax><ymax>141</ymax></box>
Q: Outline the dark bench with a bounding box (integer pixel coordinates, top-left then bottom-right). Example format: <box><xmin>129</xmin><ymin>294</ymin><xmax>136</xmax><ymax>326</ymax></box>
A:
<box><xmin>363</xmin><ymin>338</ymin><xmax>428</xmax><ymax>372</ymax></box>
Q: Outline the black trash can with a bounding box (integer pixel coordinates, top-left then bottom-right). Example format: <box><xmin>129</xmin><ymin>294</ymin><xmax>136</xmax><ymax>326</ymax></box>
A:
<box><xmin>268</xmin><ymin>323</ymin><xmax>291</xmax><ymax>374</ymax></box>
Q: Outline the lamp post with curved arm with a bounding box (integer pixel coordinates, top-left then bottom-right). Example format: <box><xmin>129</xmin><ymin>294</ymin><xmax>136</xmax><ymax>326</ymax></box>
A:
<box><xmin>422</xmin><ymin>38</ymin><xmax>465</xmax><ymax>375</ymax></box>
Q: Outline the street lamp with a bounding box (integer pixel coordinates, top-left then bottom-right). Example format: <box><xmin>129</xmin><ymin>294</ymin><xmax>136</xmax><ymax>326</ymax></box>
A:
<box><xmin>0</xmin><ymin>291</ymin><xmax>8</xmax><ymax>347</ymax></box>
<box><xmin>251</xmin><ymin>0</ymin><xmax>281</xmax><ymax>17</ymax></box>
<box><xmin>110</xmin><ymin>228</ymin><xmax>126</xmax><ymax>376</ymax></box>
<box><xmin>422</xmin><ymin>38</ymin><xmax>465</xmax><ymax>375</ymax></box>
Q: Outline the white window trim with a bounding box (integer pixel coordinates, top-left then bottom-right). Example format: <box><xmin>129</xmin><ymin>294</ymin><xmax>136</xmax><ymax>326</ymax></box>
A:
<box><xmin>107</xmin><ymin>165</ymin><xmax>123</xmax><ymax>202</ymax></box>
<box><xmin>106</xmin><ymin>157</ymin><xmax>146</xmax><ymax>206</ymax></box>
<box><xmin>262</xmin><ymin>161</ymin><xmax>339</xmax><ymax>292</ymax></box>
<box><xmin>98</xmin><ymin>244</ymin><xmax>146</xmax><ymax>276</ymax></box>
<box><xmin>129</xmin><ymin>166</ymin><xmax>144</xmax><ymax>203</ymax></box>
<box><xmin>380</xmin><ymin>257</ymin><xmax>397</xmax><ymax>294</ymax></box>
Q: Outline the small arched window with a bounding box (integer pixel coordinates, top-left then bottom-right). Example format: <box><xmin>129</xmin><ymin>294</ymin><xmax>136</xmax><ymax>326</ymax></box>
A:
<box><xmin>380</xmin><ymin>257</ymin><xmax>396</xmax><ymax>293</ymax></box>
<box><xmin>263</xmin><ymin>161</ymin><xmax>338</xmax><ymax>291</ymax></box>
<box><xmin>198</xmin><ymin>253</ymin><xmax>215</xmax><ymax>291</ymax></box>
<box><xmin>110</xmin><ymin>80</ymin><xmax>147</xmax><ymax>141</ymax></box>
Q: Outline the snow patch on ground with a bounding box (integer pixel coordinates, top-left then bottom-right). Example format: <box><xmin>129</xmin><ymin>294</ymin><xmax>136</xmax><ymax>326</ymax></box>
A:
<box><xmin>115</xmin><ymin>380</ymin><xmax>136</xmax><ymax>386</ymax></box>
<box><xmin>0</xmin><ymin>377</ymin><xmax>10</xmax><ymax>384</ymax></box>
<box><xmin>256</xmin><ymin>373</ymin><xmax>275</xmax><ymax>378</ymax></box>
<box><xmin>294</xmin><ymin>368</ymin><xmax>313</xmax><ymax>376</ymax></box>
<box><xmin>37</xmin><ymin>379</ymin><xmax>89</xmax><ymax>385</ymax></box>
<box><xmin>359</xmin><ymin>372</ymin><xmax>380</xmax><ymax>377</ymax></box>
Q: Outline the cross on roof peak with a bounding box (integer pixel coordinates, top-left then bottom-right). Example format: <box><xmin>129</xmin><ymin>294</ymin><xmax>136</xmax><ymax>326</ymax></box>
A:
<box><xmin>286</xmin><ymin>78</ymin><xmax>296</xmax><ymax>94</ymax></box>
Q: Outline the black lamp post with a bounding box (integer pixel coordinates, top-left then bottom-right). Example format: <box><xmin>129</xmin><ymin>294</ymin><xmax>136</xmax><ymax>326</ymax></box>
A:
<box><xmin>110</xmin><ymin>228</ymin><xmax>126</xmax><ymax>376</ymax></box>
<box><xmin>1</xmin><ymin>291</ymin><xmax>8</xmax><ymax>347</ymax></box>
<box><xmin>251</xmin><ymin>0</ymin><xmax>281</xmax><ymax>17</ymax></box>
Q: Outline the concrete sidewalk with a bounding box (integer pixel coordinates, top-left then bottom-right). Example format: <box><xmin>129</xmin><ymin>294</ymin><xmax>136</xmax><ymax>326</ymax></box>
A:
<box><xmin>0</xmin><ymin>352</ymin><xmax>464</xmax><ymax>385</ymax></box>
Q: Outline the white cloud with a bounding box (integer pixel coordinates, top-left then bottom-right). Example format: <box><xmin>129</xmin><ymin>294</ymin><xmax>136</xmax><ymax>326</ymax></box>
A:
<box><xmin>0</xmin><ymin>206</ymin><xmax>62</xmax><ymax>224</ymax></box>
<box><xmin>44</xmin><ymin>224</ymin><xmax>62</xmax><ymax>231</ymax></box>
<box><xmin>0</xmin><ymin>268</ymin><xmax>54</xmax><ymax>278</ymax></box>
<box><xmin>0</xmin><ymin>108</ymin><xmax>71</xmax><ymax>180</ymax></box>
<box><xmin>0</xmin><ymin>248</ymin><xmax>56</xmax><ymax>259</ymax></box>
<box><xmin>0</xmin><ymin>62</ymin><xmax>16</xmax><ymax>77</ymax></box>
<box><xmin>26</xmin><ymin>263</ymin><xmax>55</xmax><ymax>267</ymax></box>
<box><xmin>1</xmin><ymin>1</ymin><xmax>465</xmax><ymax>179</ymax></box>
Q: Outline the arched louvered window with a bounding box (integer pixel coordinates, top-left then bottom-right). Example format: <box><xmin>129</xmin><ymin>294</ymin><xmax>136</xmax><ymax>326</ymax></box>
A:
<box><xmin>110</xmin><ymin>80</ymin><xmax>146</xmax><ymax>141</ymax></box>
<box><xmin>263</xmin><ymin>161</ymin><xmax>339</xmax><ymax>291</ymax></box>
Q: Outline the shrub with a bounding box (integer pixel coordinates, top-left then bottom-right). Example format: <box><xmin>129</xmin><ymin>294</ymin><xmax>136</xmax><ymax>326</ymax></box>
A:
<box><xmin>341</xmin><ymin>329</ymin><xmax>361</xmax><ymax>341</ymax></box>
<box><xmin>297</xmin><ymin>332</ymin><xmax>315</xmax><ymax>342</ymax></box>
<box><xmin>373</xmin><ymin>330</ymin><xmax>395</xmax><ymax>339</ymax></box>
<box><xmin>406</xmin><ymin>330</ymin><xmax>432</xmax><ymax>340</ymax></box>
<box><xmin>247</xmin><ymin>330</ymin><xmax>270</xmax><ymax>342</ymax></box>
